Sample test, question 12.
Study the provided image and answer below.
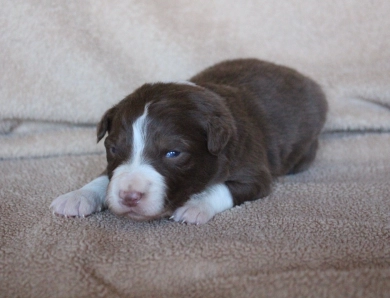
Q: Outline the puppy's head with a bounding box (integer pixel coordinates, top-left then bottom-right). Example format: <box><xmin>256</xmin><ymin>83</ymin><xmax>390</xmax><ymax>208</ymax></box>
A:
<box><xmin>97</xmin><ymin>82</ymin><xmax>236</xmax><ymax>220</ymax></box>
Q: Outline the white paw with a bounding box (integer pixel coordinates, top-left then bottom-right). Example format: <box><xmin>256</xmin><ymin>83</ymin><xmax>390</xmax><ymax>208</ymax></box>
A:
<box><xmin>50</xmin><ymin>189</ymin><xmax>104</xmax><ymax>217</ymax></box>
<box><xmin>172</xmin><ymin>200</ymin><xmax>215</xmax><ymax>225</ymax></box>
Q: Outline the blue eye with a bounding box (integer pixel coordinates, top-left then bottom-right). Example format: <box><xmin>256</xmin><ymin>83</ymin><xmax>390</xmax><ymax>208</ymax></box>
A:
<box><xmin>110</xmin><ymin>146</ymin><xmax>116</xmax><ymax>154</ymax></box>
<box><xmin>165</xmin><ymin>151</ymin><xmax>181</xmax><ymax>158</ymax></box>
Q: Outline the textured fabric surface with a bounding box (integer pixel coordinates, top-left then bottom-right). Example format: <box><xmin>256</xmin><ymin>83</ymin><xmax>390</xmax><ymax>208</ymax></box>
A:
<box><xmin>1</xmin><ymin>133</ymin><xmax>390</xmax><ymax>297</ymax></box>
<box><xmin>1</xmin><ymin>1</ymin><xmax>390</xmax><ymax>297</ymax></box>
<box><xmin>1</xmin><ymin>0</ymin><xmax>390</xmax><ymax>131</ymax></box>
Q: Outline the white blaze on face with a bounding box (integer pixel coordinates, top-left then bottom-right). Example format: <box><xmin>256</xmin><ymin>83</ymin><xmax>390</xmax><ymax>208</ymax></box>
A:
<box><xmin>106</xmin><ymin>105</ymin><xmax>167</xmax><ymax>219</ymax></box>
<box><xmin>156</xmin><ymin>81</ymin><xmax>197</xmax><ymax>87</ymax></box>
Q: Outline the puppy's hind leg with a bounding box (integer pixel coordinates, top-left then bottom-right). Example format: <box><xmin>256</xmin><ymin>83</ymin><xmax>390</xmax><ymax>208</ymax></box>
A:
<box><xmin>288</xmin><ymin>140</ymin><xmax>319</xmax><ymax>175</ymax></box>
<box><xmin>50</xmin><ymin>174</ymin><xmax>109</xmax><ymax>218</ymax></box>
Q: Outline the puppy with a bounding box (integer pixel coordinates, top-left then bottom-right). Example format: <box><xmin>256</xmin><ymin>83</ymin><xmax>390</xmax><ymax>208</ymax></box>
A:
<box><xmin>50</xmin><ymin>59</ymin><xmax>327</xmax><ymax>224</ymax></box>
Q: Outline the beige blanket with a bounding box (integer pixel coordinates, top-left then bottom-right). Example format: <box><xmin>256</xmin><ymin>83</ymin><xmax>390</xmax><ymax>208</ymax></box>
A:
<box><xmin>1</xmin><ymin>1</ymin><xmax>390</xmax><ymax>297</ymax></box>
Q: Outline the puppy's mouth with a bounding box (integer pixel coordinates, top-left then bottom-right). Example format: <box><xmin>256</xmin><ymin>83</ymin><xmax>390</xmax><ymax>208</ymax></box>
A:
<box><xmin>114</xmin><ymin>208</ymin><xmax>170</xmax><ymax>222</ymax></box>
<box><xmin>106</xmin><ymin>196</ymin><xmax>170</xmax><ymax>221</ymax></box>
<box><xmin>106</xmin><ymin>162</ymin><xmax>168</xmax><ymax>221</ymax></box>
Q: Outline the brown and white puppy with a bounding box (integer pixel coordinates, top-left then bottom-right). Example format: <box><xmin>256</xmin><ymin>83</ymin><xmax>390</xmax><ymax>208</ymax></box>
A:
<box><xmin>50</xmin><ymin>59</ymin><xmax>327</xmax><ymax>224</ymax></box>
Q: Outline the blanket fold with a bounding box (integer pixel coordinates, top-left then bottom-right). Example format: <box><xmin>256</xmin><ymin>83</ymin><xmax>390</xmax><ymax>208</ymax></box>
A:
<box><xmin>1</xmin><ymin>1</ymin><xmax>390</xmax><ymax>130</ymax></box>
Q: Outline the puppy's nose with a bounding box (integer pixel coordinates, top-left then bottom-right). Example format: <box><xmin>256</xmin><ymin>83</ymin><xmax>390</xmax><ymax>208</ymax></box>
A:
<box><xmin>119</xmin><ymin>190</ymin><xmax>143</xmax><ymax>207</ymax></box>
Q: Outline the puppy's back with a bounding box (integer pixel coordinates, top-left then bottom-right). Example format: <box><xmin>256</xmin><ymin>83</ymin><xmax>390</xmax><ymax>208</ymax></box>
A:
<box><xmin>191</xmin><ymin>58</ymin><xmax>328</xmax><ymax>176</ymax></box>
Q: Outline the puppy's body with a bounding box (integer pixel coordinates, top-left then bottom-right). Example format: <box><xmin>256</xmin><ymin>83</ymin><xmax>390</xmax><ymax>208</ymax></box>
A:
<box><xmin>51</xmin><ymin>59</ymin><xmax>327</xmax><ymax>224</ymax></box>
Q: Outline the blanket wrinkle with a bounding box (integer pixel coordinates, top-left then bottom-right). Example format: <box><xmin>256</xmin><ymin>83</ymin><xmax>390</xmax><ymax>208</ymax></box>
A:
<box><xmin>2</xmin><ymin>1</ymin><xmax>390</xmax><ymax>127</ymax></box>
<box><xmin>1</xmin><ymin>117</ymin><xmax>390</xmax><ymax>161</ymax></box>
<box><xmin>358</xmin><ymin>96</ymin><xmax>390</xmax><ymax>111</ymax></box>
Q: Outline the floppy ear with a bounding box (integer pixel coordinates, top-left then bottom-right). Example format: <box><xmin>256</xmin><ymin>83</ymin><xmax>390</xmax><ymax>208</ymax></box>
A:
<box><xmin>204</xmin><ymin>91</ymin><xmax>238</xmax><ymax>155</ymax></box>
<box><xmin>207</xmin><ymin>114</ymin><xmax>236</xmax><ymax>155</ymax></box>
<box><xmin>96</xmin><ymin>107</ymin><xmax>116</xmax><ymax>143</ymax></box>
<box><xmin>191</xmin><ymin>88</ymin><xmax>237</xmax><ymax>155</ymax></box>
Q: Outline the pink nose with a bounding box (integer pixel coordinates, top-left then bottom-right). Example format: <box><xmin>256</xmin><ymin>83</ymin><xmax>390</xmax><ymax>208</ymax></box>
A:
<box><xmin>119</xmin><ymin>190</ymin><xmax>143</xmax><ymax>207</ymax></box>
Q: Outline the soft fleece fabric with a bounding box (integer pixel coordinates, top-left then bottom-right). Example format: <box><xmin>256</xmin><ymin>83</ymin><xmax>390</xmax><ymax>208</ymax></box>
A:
<box><xmin>1</xmin><ymin>1</ymin><xmax>389</xmax><ymax>297</ymax></box>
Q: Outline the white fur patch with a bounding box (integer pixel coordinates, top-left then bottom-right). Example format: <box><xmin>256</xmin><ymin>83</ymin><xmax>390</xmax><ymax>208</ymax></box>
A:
<box><xmin>106</xmin><ymin>106</ymin><xmax>167</xmax><ymax>219</ymax></box>
<box><xmin>172</xmin><ymin>183</ymin><xmax>234</xmax><ymax>224</ymax></box>
<box><xmin>50</xmin><ymin>175</ymin><xmax>109</xmax><ymax>217</ymax></box>
<box><xmin>131</xmin><ymin>106</ymin><xmax>149</xmax><ymax>165</ymax></box>
<box><xmin>157</xmin><ymin>80</ymin><xmax>197</xmax><ymax>87</ymax></box>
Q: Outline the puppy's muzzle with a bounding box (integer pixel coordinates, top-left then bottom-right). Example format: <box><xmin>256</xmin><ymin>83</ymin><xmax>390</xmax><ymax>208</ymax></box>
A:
<box><xmin>119</xmin><ymin>190</ymin><xmax>143</xmax><ymax>207</ymax></box>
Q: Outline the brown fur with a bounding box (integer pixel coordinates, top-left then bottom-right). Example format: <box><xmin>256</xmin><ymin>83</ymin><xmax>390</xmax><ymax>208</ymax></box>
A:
<box><xmin>97</xmin><ymin>59</ymin><xmax>327</xmax><ymax>210</ymax></box>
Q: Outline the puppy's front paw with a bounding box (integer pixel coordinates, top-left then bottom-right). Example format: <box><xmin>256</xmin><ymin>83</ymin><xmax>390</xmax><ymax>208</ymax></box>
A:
<box><xmin>172</xmin><ymin>200</ymin><xmax>215</xmax><ymax>225</ymax></box>
<box><xmin>50</xmin><ymin>189</ymin><xmax>104</xmax><ymax>217</ymax></box>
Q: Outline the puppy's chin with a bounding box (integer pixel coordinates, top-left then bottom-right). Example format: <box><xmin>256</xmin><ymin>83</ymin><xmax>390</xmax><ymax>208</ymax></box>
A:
<box><xmin>109</xmin><ymin>206</ymin><xmax>171</xmax><ymax>222</ymax></box>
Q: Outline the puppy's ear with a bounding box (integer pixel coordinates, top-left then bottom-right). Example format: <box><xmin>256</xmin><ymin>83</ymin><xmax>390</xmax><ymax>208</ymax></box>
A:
<box><xmin>97</xmin><ymin>107</ymin><xmax>116</xmax><ymax>143</ymax></box>
<box><xmin>207</xmin><ymin>115</ymin><xmax>235</xmax><ymax>155</ymax></box>
<box><xmin>192</xmin><ymin>88</ymin><xmax>237</xmax><ymax>155</ymax></box>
